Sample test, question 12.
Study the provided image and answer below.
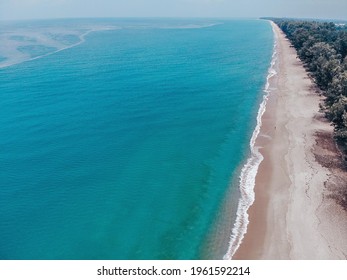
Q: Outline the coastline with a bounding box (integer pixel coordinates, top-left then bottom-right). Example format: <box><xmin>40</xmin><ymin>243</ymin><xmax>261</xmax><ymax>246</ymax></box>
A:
<box><xmin>223</xmin><ymin>25</ymin><xmax>277</xmax><ymax>259</ymax></box>
<box><xmin>232</xmin><ymin>21</ymin><xmax>347</xmax><ymax>259</ymax></box>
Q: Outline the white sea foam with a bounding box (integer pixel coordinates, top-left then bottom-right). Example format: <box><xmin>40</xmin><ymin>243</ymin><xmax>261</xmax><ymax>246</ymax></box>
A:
<box><xmin>223</xmin><ymin>23</ymin><xmax>278</xmax><ymax>260</ymax></box>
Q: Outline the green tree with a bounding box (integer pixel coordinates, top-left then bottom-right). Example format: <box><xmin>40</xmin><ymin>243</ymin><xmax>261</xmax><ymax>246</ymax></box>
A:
<box><xmin>272</xmin><ymin>18</ymin><xmax>347</xmax><ymax>161</ymax></box>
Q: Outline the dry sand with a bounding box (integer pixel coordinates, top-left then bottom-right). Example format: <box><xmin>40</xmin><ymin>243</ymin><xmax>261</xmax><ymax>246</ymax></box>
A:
<box><xmin>233</xmin><ymin>22</ymin><xmax>347</xmax><ymax>260</ymax></box>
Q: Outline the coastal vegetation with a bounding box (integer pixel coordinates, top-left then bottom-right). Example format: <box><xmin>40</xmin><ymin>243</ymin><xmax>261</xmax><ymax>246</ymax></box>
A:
<box><xmin>271</xmin><ymin>19</ymin><xmax>347</xmax><ymax>163</ymax></box>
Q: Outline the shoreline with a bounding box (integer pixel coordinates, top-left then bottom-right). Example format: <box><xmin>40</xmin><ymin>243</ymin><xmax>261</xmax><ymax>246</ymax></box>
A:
<box><xmin>233</xmin><ymin>21</ymin><xmax>347</xmax><ymax>259</ymax></box>
<box><xmin>223</xmin><ymin>24</ymin><xmax>278</xmax><ymax>259</ymax></box>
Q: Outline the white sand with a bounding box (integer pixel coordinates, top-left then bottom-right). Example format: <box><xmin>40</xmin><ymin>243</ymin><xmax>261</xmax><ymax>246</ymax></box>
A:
<box><xmin>233</xmin><ymin>22</ymin><xmax>347</xmax><ymax>260</ymax></box>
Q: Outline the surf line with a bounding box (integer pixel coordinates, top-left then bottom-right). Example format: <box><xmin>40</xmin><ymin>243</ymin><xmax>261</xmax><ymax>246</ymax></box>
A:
<box><xmin>224</xmin><ymin>22</ymin><xmax>278</xmax><ymax>260</ymax></box>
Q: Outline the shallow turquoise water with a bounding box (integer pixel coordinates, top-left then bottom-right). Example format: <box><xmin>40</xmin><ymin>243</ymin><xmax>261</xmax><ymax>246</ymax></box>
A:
<box><xmin>0</xmin><ymin>19</ymin><xmax>273</xmax><ymax>259</ymax></box>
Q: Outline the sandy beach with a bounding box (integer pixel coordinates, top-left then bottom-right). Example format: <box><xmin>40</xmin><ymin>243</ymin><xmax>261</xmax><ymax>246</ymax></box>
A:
<box><xmin>233</xmin><ymin>22</ymin><xmax>347</xmax><ymax>260</ymax></box>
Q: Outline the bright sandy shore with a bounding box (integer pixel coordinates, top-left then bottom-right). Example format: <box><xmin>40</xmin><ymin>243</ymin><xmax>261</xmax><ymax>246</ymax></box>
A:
<box><xmin>233</xmin><ymin>22</ymin><xmax>347</xmax><ymax>259</ymax></box>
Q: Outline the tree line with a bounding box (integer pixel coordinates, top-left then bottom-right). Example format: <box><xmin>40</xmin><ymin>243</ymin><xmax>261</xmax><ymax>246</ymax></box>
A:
<box><xmin>270</xmin><ymin>19</ymin><xmax>347</xmax><ymax>162</ymax></box>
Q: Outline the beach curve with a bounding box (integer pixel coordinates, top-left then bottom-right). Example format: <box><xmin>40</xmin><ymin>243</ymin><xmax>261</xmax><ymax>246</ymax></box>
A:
<box><xmin>223</xmin><ymin>21</ymin><xmax>278</xmax><ymax>259</ymax></box>
<box><xmin>232</xmin><ymin>21</ymin><xmax>347</xmax><ymax>259</ymax></box>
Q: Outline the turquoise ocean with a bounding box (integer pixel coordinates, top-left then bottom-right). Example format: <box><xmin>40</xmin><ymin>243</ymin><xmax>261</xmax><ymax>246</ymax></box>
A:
<box><xmin>0</xmin><ymin>19</ymin><xmax>274</xmax><ymax>259</ymax></box>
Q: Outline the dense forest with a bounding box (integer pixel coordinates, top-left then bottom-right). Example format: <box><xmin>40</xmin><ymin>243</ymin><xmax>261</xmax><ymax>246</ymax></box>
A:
<box><xmin>269</xmin><ymin>19</ymin><xmax>347</xmax><ymax>163</ymax></box>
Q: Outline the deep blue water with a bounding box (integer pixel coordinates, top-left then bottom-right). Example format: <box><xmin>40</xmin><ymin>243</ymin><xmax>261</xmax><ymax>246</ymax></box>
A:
<box><xmin>0</xmin><ymin>19</ymin><xmax>273</xmax><ymax>259</ymax></box>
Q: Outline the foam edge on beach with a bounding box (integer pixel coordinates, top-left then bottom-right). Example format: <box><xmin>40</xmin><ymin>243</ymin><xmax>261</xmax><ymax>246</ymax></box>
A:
<box><xmin>223</xmin><ymin>21</ymin><xmax>278</xmax><ymax>260</ymax></box>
